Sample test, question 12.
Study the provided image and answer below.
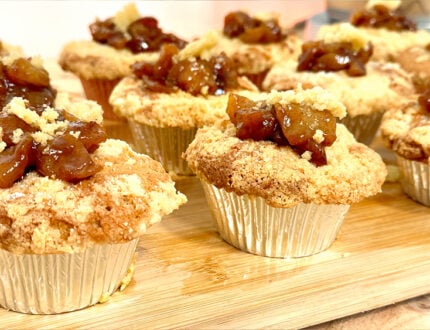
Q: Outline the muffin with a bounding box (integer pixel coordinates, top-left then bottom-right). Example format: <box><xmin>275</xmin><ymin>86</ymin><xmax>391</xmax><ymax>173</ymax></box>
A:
<box><xmin>198</xmin><ymin>11</ymin><xmax>302</xmax><ymax>89</ymax></box>
<box><xmin>380</xmin><ymin>88</ymin><xmax>430</xmax><ymax>206</ymax></box>
<box><xmin>318</xmin><ymin>1</ymin><xmax>430</xmax><ymax>62</ymax></box>
<box><xmin>0</xmin><ymin>58</ymin><xmax>186</xmax><ymax>314</ymax></box>
<box><xmin>58</xmin><ymin>3</ymin><xmax>187</xmax><ymax>141</ymax></box>
<box><xmin>184</xmin><ymin>87</ymin><xmax>387</xmax><ymax>258</ymax></box>
<box><xmin>395</xmin><ymin>44</ymin><xmax>430</xmax><ymax>93</ymax></box>
<box><xmin>262</xmin><ymin>23</ymin><xmax>414</xmax><ymax>145</ymax></box>
<box><xmin>110</xmin><ymin>35</ymin><xmax>258</xmax><ymax>176</ymax></box>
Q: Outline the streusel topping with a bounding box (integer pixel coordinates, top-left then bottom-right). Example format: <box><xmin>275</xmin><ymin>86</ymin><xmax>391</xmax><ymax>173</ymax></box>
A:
<box><xmin>0</xmin><ymin>139</ymin><xmax>186</xmax><ymax>254</ymax></box>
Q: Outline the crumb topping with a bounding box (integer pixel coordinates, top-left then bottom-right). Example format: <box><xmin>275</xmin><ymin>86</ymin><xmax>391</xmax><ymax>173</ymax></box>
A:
<box><xmin>109</xmin><ymin>75</ymin><xmax>259</xmax><ymax>128</ymax></box>
<box><xmin>263</xmin><ymin>60</ymin><xmax>414</xmax><ymax>117</ymax></box>
<box><xmin>380</xmin><ymin>100</ymin><xmax>430</xmax><ymax>163</ymax></box>
<box><xmin>0</xmin><ymin>139</ymin><xmax>186</xmax><ymax>254</ymax></box>
<box><xmin>317</xmin><ymin>23</ymin><xmax>369</xmax><ymax>50</ymax></box>
<box><xmin>184</xmin><ymin>122</ymin><xmax>386</xmax><ymax>207</ymax></box>
<box><xmin>318</xmin><ymin>22</ymin><xmax>430</xmax><ymax>61</ymax></box>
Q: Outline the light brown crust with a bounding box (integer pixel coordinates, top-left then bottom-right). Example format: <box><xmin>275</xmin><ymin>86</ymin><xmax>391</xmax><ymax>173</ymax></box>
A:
<box><xmin>380</xmin><ymin>100</ymin><xmax>430</xmax><ymax>163</ymax></box>
<box><xmin>109</xmin><ymin>76</ymin><xmax>259</xmax><ymax>129</ymax></box>
<box><xmin>262</xmin><ymin>60</ymin><xmax>414</xmax><ymax>117</ymax></box>
<box><xmin>184</xmin><ymin>122</ymin><xmax>386</xmax><ymax>208</ymax></box>
<box><xmin>0</xmin><ymin>139</ymin><xmax>186</xmax><ymax>254</ymax></box>
<box><xmin>58</xmin><ymin>40</ymin><xmax>159</xmax><ymax>80</ymax></box>
<box><xmin>207</xmin><ymin>31</ymin><xmax>303</xmax><ymax>75</ymax></box>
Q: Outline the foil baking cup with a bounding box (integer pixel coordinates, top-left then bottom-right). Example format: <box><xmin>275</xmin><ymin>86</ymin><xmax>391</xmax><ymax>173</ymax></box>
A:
<box><xmin>338</xmin><ymin>111</ymin><xmax>383</xmax><ymax>145</ymax></box>
<box><xmin>396</xmin><ymin>156</ymin><xmax>430</xmax><ymax>206</ymax></box>
<box><xmin>0</xmin><ymin>239</ymin><xmax>139</xmax><ymax>314</ymax></box>
<box><xmin>128</xmin><ymin>120</ymin><xmax>197</xmax><ymax>176</ymax></box>
<box><xmin>201</xmin><ymin>181</ymin><xmax>350</xmax><ymax>258</ymax></box>
<box><xmin>80</xmin><ymin>78</ymin><xmax>121</xmax><ymax>120</ymax></box>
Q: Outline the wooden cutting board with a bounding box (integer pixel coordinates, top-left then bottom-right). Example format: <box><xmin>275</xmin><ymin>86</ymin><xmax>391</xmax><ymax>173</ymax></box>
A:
<box><xmin>1</xmin><ymin>176</ymin><xmax>429</xmax><ymax>329</ymax></box>
<box><xmin>1</xmin><ymin>63</ymin><xmax>430</xmax><ymax>329</ymax></box>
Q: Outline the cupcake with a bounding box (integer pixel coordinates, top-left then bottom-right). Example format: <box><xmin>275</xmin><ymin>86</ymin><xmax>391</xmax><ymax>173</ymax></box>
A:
<box><xmin>198</xmin><ymin>11</ymin><xmax>302</xmax><ymax>89</ymax></box>
<box><xmin>319</xmin><ymin>1</ymin><xmax>430</xmax><ymax>62</ymax></box>
<box><xmin>0</xmin><ymin>58</ymin><xmax>186</xmax><ymax>314</ymax></box>
<box><xmin>58</xmin><ymin>3</ymin><xmax>187</xmax><ymax>141</ymax></box>
<box><xmin>262</xmin><ymin>23</ymin><xmax>414</xmax><ymax>145</ymax></box>
<box><xmin>380</xmin><ymin>88</ymin><xmax>430</xmax><ymax>206</ymax></box>
<box><xmin>184</xmin><ymin>87</ymin><xmax>387</xmax><ymax>258</ymax></box>
<box><xmin>109</xmin><ymin>35</ymin><xmax>258</xmax><ymax>176</ymax></box>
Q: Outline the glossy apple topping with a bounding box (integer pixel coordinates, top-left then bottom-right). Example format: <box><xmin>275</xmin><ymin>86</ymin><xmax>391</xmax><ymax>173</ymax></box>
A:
<box><xmin>350</xmin><ymin>4</ymin><xmax>416</xmax><ymax>31</ymax></box>
<box><xmin>223</xmin><ymin>11</ymin><xmax>286</xmax><ymax>44</ymax></box>
<box><xmin>132</xmin><ymin>44</ymin><xmax>239</xmax><ymax>95</ymax></box>
<box><xmin>0</xmin><ymin>58</ymin><xmax>106</xmax><ymax>188</ymax></box>
<box><xmin>226</xmin><ymin>93</ymin><xmax>337</xmax><ymax>166</ymax></box>
<box><xmin>90</xmin><ymin>16</ymin><xmax>187</xmax><ymax>53</ymax></box>
<box><xmin>418</xmin><ymin>87</ymin><xmax>430</xmax><ymax>113</ymax></box>
<box><xmin>297</xmin><ymin>40</ymin><xmax>373</xmax><ymax>77</ymax></box>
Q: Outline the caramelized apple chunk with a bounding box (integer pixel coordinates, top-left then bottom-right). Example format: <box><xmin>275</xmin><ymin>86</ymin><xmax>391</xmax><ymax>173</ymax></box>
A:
<box><xmin>226</xmin><ymin>94</ymin><xmax>337</xmax><ymax>166</ymax></box>
<box><xmin>297</xmin><ymin>40</ymin><xmax>373</xmax><ymax>77</ymax></box>
<box><xmin>223</xmin><ymin>11</ymin><xmax>286</xmax><ymax>44</ymax></box>
<box><xmin>35</xmin><ymin>134</ymin><xmax>102</xmax><ymax>182</ymax></box>
<box><xmin>350</xmin><ymin>4</ymin><xmax>416</xmax><ymax>31</ymax></box>
<box><xmin>90</xmin><ymin>16</ymin><xmax>187</xmax><ymax>53</ymax></box>
<box><xmin>132</xmin><ymin>44</ymin><xmax>239</xmax><ymax>95</ymax></box>
<box><xmin>0</xmin><ymin>58</ymin><xmax>56</xmax><ymax>111</ymax></box>
<box><xmin>418</xmin><ymin>88</ymin><xmax>430</xmax><ymax>113</ymax></box>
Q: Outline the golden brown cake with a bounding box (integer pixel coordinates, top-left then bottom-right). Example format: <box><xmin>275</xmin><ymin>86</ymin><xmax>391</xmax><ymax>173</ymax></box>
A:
<box><xmin>184</xmin><ymin>87</ymin><xmax>386</xmax><ymax>258</ymax></box>
<box><xmin>58</xmin><ymin>2</ymin><xmax>187</xmax><ymax>143</ymax></box>
<box><xmin>0</xmin><ymin>90</ymin><xmax>186</xmax><ymax>313</ymax></box>
<box><xmin>263</xmin><ymin>23</ymin><xmax>415</xmax><ymax>145</ymax></box>
<box><xmin>110</xmin><ymin>37</ymin><xmax>258</xmax><ymax>176</ymax></box>
<box><xmin>380</xmin><ymin>89</ymin><xmax>430</xmax><ymax>206</ymax></box>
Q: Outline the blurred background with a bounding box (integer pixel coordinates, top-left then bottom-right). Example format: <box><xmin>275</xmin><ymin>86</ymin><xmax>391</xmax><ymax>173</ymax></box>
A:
<box><xmin>0</xmin><ymin>0</ymin><xmax>428</xmax><ymax>59</ymax></box>
<box><xmin>0</xmin><ymin>0</ymin><xmax>325</xmax><ymax>58</ymax></box>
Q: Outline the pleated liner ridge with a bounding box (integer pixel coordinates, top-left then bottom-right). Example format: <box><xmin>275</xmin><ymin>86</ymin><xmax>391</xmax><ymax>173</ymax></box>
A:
<box><xmin>397</xmin><ymin>155</ymin><xmax>430</xmax><ymax>207</ymax></box>
<box><xmin>128</xmin><ymin>120</ymin><xmax>197</xmax><ymax>176</ymax></box>
<box><xmin>0</xmin><ymin>239</ymin><xmax>139</xmax><ymax>314</ymax></box>
<box><xmin>201</xmin><ymin>181</ymin><xmax>350</xmax><ymax>258</ymax></box>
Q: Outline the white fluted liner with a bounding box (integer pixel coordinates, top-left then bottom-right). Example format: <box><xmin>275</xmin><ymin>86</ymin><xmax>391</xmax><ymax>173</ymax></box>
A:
<box><xmin>0</xmin><ymin>239</ymin><xmax>139</xmax><ymax>314</ymax></box>
<box><xmin>339</xmin><ymin>112</ymin><xmax>383</xmax><ymax>145</ymax></box>
<box><xmin>201</xmin><ymin>181</ymin><xmax>349</xmax><ymax>258</ymax></box>
<box><xmin>128</xmin><ymin>120</ymin><xmax>197</xmax><ymax>176</ymax></box>
<box><xmin>397</xmin><ymin>156</ymin><xmax>430</xmax><ymax>206</ymax></box>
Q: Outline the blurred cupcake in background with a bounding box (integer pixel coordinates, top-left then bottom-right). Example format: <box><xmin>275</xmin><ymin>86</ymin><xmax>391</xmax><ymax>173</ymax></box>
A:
<box><xmin>319</xmin><ymin>0</ymin><xmax>430</xmax><ymax>62</ymax></box>
<box><xmin>395</xmin><ymin>43</ymin><xmax>430</xmax><ymax>93</ymax></box>
<box><xmin>58</xmin><ymin>2</ymin><xmax>187</xmax><ymax>142</ymax></box>
<box><xmin>110</xmin><ymin>34</ymin><xmax>259</xmax><ymax>177</ymax></box>
<box><xmin>380</xmin><ymin>87</ymin><xmax>430</xmax><ymax>206</ymax></box>
<box><xmin>262</xmin><ymin>23</ymin><xmax>414</xmax><ymax>145</ymax></box>
<box><xmin>197</xmin><ymin>10</ymin><xmax>303</xmax><ymax>89</ymax></box>
<box><xmin>184</xmin><ymin>87</ymin><xmax>387</xmax><ymax>258</ymax></box>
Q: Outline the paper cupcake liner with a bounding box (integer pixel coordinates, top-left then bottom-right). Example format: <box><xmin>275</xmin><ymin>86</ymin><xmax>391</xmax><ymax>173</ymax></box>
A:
<box><xmin>0</xmin><ymin>239</ymin><xmax>139</xmax><ymax>314</ymax></box>
<box><xmin>79</xmin><ymin>78</ymin><xmax>122</xmax><ymax>121</ymax></box>
<box><xmin>338</xmin><ymin>111</ymin><xmax>383</xmax><ymax>145</ymax></box>
<box><xmin>128</xmin><ymin>120</ymin><xmax>197</xmax><ymax>176</ymax></box>
<box><xmin>201</xmin><ymin>181</ymin><xmax>349</xmax><ymax>258</ymax></box>
<box><xmin>396</xmin><ymin>155</ymin><xmax>430</xmax><ymax>206</ymax></box>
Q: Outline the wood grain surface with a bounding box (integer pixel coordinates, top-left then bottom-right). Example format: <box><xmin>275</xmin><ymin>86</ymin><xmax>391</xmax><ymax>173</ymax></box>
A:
<box><xmin>1</xmin><ymin>62</ymin><xmax>429</xmax><ymax>329</ymax></box>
